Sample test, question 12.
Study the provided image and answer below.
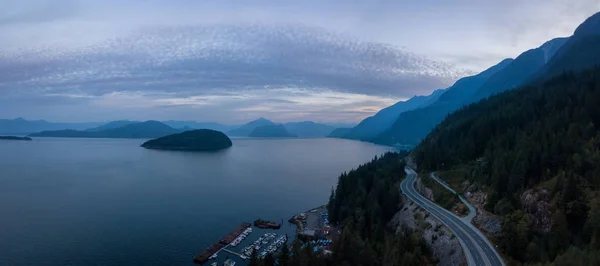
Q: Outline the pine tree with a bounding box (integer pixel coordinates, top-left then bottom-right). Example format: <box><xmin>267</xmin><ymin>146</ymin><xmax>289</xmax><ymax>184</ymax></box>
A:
<box><xmin>279</xmin><ymin>243</ymin><xmax>291</xmax><ymax>266</ymax></box>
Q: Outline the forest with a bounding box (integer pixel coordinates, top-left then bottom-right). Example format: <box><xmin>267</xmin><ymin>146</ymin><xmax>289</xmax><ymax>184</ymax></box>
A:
<box><xmin>250</xmin><ymin>151</ymin><xmax>436</xmax><ymax>266</ymax></box>
<box><xmin>414</xmin><ymin>67</ymin><xmax>600</xmax><ymax>264</ymax></box>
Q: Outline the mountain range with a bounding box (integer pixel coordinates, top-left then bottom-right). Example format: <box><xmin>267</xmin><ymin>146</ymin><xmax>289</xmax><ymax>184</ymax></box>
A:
<box><xmin>333</xmin><ymin>11</ymin><xmax>600</xmax><ymax>147</ymax></box>
<box><xmin>411</xmin><ymin>12</ymin><xmax>600</xmax><ymax>264</ymax></box>
<box><xmin>337</xmin><ymin>88</ymin><xmax>446</xmax><ymax>140</ymax></box>
<box><xmin>0</xmin><ymin>118</ymin><xmax>103</xmax><ymax>135</ymax></box>
<box><xmin>13</xmin><ymin>117</ymin><xmax>340</xmax><ymax>139</ymax></box>
<box><xmin>30</xmin><ymin>121</ymin><xmax>181</xmax><ymax>139</ymax></box>
<box><xmin>228</xmin><ymin>118</ymin><xmax>336</xmax><ymax>138</ymax></box>
<box><xmin>249</xmin><ymin>124</ymin><xmax>297</xmax><ymax>138</ymax></box>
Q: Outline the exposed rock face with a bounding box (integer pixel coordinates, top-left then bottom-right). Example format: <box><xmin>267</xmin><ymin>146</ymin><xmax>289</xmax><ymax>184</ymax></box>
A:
<box><xmin>473</xmin><ymin>214</ymin><xmax>501</xmax><ymax>234</ymax></box>
<box><xmin>405</xmin><ymin>156</ymin><xmax>418</xmax><ymax>170</ymax></box>
<box><xmin>390</xmin><ymin>195</ymin><xmax>465</xmax><ymax>266</ymax></box>
<box><xmin>467</xmin><ymin>190</ymin><xmax>502</xmax><ymax>234</ymax></box>
<box><xmin>521</xmin><ymin>188</ymin><xmax>552</xmax><ymax>233</ymax></box>
<box><xmin>415</xmin><ymin>177</ymin><xmax>434</xmax><ymax>201</ymax></box>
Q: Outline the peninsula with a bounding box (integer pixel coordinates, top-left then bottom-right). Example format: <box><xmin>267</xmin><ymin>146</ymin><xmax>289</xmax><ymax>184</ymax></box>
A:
<box><xmin>141</xmin><ymin>129</ymin><xmax>232</xmax><ymax>151</ymax></box>
<box><xmin>0</xmin><ymin>136</ymin><xmax>32</xmax><ymax>141</ymax></box>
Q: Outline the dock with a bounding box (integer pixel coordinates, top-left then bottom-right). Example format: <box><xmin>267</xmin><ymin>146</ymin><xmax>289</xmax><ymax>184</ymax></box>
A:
<box><xmin>193</xmin><ymin>222</ymin><xmax>251</xmax><ymax>264</ymax></box>
<box><xmin>222</xmin><ymin>248</ymin><xmax>245</xmax><ymax>258</ymax></box>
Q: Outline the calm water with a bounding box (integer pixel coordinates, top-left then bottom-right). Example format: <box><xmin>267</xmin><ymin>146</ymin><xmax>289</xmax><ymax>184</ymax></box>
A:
<box><xmin>0</xmin><ymin>137</ymin><xmax>392</xmax><ymax>266</ymax></box>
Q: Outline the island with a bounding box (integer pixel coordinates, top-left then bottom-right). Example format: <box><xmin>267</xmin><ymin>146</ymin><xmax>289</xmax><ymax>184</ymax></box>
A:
<box><xmin>141</xmin><ymin>129</ymin><xmax>232</xmax><ymax>151</ymax></box>
<box><xmin>0</xmin><ymin>136</ymin><xmax>32</xmax><ymax>141</ymax></box>
<box><xmin>249</xmin><ymin>124</ymin><xmax>296</xmax><ymax>138</ymax></box>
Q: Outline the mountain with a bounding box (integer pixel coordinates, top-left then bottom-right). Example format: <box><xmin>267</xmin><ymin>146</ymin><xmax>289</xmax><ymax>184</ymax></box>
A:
<box><xmin>325</xmin><ymin>122</ymin><xmax>357</xmax><ymax>129</ymax></box>
<box><xmin>141</xmin><ymin>129</ymin><xmax>232</xmax><ymax>151</ymax></box>
<box><xmin>283</xmin><ymin>121</ymin><xmax>335</xmax><ymax>138</ymax></box>
<box><xmin>415</xmin><ymin>66</ymin><xmax>600</xmax><ymax>264</ymax></box>
<box><xmin>30</xmin><ymin>121</ymin><xmax>179</xmax><ymax>139</ymax></box>
<box><xmin>227</xmin><ymin>118</ymin><xmax>275</xmax><ymax>136</ymax></box>
<box><xmin>249</xmin><ymin>124</ymin><xmax>296</xmax><ymax>138</ymax></box>
<box><xmin>386</xmin><ymin>13</ymin><xmax>600</xmax><ymax>147</ymax></box>
<box><xmin>530</xmin><ymin>12</ymin><xmax>600</xmax><ymax>81</ymax></box>
<box><xmin>0</xmin><ymin>118</ymin><xmax>103</xmax><ymax>134</ymax></box>
<box><xmin>162</xmin><ymin>120</ymin><xmax>239</xmax><ymax>132</ymax></box>
<box><xmin>343</xmin><ymin>89</ymin><xmax>446</xmax><ymax>140</ymax></box>
<box><xmin>327</xmin><ymin>128</ymin><xmax>353</xmax><ymax>138</ymax></box>
<box><xmin>373</xmin><ymin>58</ymin><xmax>514</xmax><ymax>146</ymax></box>
<box><xmin>469</xmin><ymin>37</ymin><xmax>568</xmax><ymax>101</ymax></box>
<box><xmin>85</xmin><ymin>120</ymin><xmax>139</xmax><ymax>131</ymax></box>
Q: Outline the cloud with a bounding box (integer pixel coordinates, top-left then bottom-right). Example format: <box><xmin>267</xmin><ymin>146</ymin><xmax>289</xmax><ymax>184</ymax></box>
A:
<box><xmin>0</xmin><ymin>21</ymin><xmax>466</xmax><ymax>122</ymax></box>
<box><xmin>0</xmin><ymin>0</ymin><xmax>598</xmax><ymax>123</ymax></box>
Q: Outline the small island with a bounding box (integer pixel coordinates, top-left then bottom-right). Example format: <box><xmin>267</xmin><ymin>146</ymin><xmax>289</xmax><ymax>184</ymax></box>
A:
<box><xmin>0</xmin><ymin>136</ymin><xmax>32</xmax><ymax>141</ymax></box>
<box><xmin>141</xmin><ymin>129</ymin><xmax>232</xmax><ymax>151</ymax></box>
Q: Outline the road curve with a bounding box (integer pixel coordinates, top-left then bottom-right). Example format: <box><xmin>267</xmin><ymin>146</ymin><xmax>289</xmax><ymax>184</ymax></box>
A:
<box><xmin>430</xmin><ymin>172</ymin><xmax>476</xmax><ymax>222</ymax></box>
<box><xmin>401</xmin><ymin>167</ymin><xmax>504</xmax><ymax>266</ymax></box>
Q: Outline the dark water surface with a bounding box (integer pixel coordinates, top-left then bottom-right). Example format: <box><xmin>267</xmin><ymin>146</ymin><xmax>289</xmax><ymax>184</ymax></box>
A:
<box><xmin>0</xmin><ymin>137</ymin><xmax>392</xmax><ymax>265</ymax></box>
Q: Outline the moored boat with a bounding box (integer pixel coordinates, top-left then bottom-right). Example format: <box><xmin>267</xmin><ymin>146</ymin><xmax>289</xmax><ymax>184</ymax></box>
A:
<box><xmin>254</xmin><ymin>219</ymin><xmax>281</xmax><ymax>229</ymax></box>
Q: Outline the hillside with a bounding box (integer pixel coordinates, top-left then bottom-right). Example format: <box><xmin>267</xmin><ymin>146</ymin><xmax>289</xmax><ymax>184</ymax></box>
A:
<box><xmin>283</xmin><ymin>121</ymin><xmax>335</xmax><ymax>138</ymax></box>
<box><xmin>228</xmin><ymin>118</ymin><xmax>274</xmax><ymax>136</ymax></box>
<box><xmin>469</xmin><ymin>37</ymin><xmax>568</xmax><ymax>101</ymax></box>
<box><xmin>414</xmin><ymin>67</ymin><xmax>600</xmax><ymax>264</ymax></box>
<box><xmin>141</xmin><ymin>129</ymin><xmax>232</xmax><ymax>151</ymax></box>
<box><xmin>249</xmin><ymin>124</ymin><xmax>296</xmax><ymax>138</ymax></box>
<box><xmin>327</xmin><ymin>128</ymin><xmax>352</xmax><ymax>138</ymax></box>
<box><xmin>342</xmin><ymin>89</ymin><xmax>446</xmax><ymax>140</ymax></box>
<box><xmin>373</xmin><ymin>58</ymin><xmax>513</xmax><ymax>146</ymax></box>
<box><xmin>162</xmin><ymin>121</ymin><xmax>239</xmax><ymax>132</ymax></box>
<box><xmin>531</xmin><ymin>12</ymin><xmax>600</xmax><ymax>80</ymax></box>
<box><xmin>0</xmin><ymin>118</ymin><xmax>102</xmax><ymax>134</ymax></box>
<box><xmin>375</xmin><ymin>12</ymin><xmax>600</xmax><ymax>147</ymax></box>
<box><xmin>85</xmin><ymin>120</ymin><xmax>138</xmax><ymax>131</ymax></box>
<box><xmin>30</xmin><ymin>121</ymin><xmax>179</xmax><ymax>139</ymax></box>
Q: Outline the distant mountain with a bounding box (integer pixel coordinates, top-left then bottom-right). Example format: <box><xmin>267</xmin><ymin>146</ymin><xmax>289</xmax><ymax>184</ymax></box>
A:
<box><xmin>530</xmin><ymin>12</ymin><xmax>600</xmax><ymax>81</ymax></box>
<box><xmin>325</xmin><ymin>122</ymin><xmax>358</xmax><ymax>129</ymax></box>
<box><xmin>141</xmin><ymin>129</ymin><xmax>232</xmax><ymax>151</ymax></box>
<box><xmin>327</xmin><ymin>128</ymin><xmax>353</xmax><ymax>138</ymax></box>
<box><xmin>283</xmin><ymin>121</ymin><xmax>335</xmax><ymax>138</ymax></box>
<box><xmin>470</xmin><ymin>37</ymin><xmax>568</xmax><ymax>101</ymax></box>
<box><xmin>85</xmin><ymin>120</ymin><xmax>139</xmax><ymax>131</ymax></box>
<box><xmin>342</xmin><ymin>89</ymin><xmax>446</xmax><ymax>140</ymax></box>
<box><xmin>249</xmin><ymin>124</ymin><xmax>296</xmax><ymax>138</ymax></box>
<box><xmin>373</xmin><ymin>58</ymin><xmax>514</xmax><ymax>146</ymax></box>
<box><xmin>30</xmin><ymin>121</ymin><xmax>179</xmax><ymax>139</ymax></box>
<box><xmin>162</xmin><ymin>120</ymin><xmax>239</xmax><ymax>132</ymax></box>
<box><xmin>0</xmin><ymin>118</ymin><xmax>103</xmax><ymax>134</ymax></box>
<box><xmin>227</xmin><ymin>118</ymin><xmax>275</xmax><ymax>136</ymax></box>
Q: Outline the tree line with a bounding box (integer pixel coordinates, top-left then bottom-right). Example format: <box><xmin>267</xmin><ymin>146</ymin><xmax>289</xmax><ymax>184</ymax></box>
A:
<box><xmin>252</xmin><ymin>151</ymin><xmax>436</xmax><ymax>266</ymax></box>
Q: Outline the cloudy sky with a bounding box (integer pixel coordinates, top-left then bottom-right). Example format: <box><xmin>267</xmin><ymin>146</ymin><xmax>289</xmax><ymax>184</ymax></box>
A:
<box><xmin>1</xmin><ymin>0</ymin><xmax>598</xmax><ymax>124</ymax></box>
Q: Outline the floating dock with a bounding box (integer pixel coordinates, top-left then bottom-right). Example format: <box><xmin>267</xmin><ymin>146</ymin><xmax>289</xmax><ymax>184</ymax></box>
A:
<box><xmin>193</xmin><ymin>222</ymin><xmax>252</xmax><ymax>264</ymax></box>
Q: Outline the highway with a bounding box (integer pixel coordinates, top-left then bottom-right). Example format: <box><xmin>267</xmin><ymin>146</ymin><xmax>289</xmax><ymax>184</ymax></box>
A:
<box><xmin>400</xmin><ymin>167</ymin><xmax>504</xmax><ymax>266</ymax></box>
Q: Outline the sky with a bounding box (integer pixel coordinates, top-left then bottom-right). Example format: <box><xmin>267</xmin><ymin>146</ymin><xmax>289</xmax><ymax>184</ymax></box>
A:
<box><xmin>0</xmin><ymin>0</ymin><xmax>598</xmax><ymax>124</ymax></box>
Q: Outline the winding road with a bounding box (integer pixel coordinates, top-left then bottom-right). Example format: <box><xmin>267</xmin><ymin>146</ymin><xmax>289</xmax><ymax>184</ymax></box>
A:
<box><xmin>400</xmin><ymin>167</ymin><xmax>504</xmax><ymax>266</ymax></box>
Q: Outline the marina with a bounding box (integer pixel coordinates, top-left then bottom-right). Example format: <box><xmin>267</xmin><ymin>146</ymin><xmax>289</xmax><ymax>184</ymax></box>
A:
<box><xmin>193</xmin><ymin>222</ymin><xmax>251</xmax><ymax>264</ymax></box>
<box><xmin>194</xmin><ymin>221</ymin><xmax>290</xmax><ymax>265</ymax></box>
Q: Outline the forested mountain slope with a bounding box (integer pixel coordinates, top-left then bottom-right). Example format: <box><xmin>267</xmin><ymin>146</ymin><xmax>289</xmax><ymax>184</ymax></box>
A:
<box><xmin>342</xmin><ymin>89</ymin><xmax>445</xmax><ymax>140</ymax></box>
<box><xmin>414</xmin><ymin>67</ymin><xmax>600</xmax><ymax>264</ymax></box>
<box><xmin>250</xmin><ymin>152</ymin><xmax>436</xmax><ymax>266</ymax></box>
<box><xmin>373</xmin><ymin>59</ymin><xmax>513</xmax><ymax>146</ymax></box>
<box><xmin>469</xmin><ymin>37</ymin><xmax>567</xmax><ymax>101</ymax></box>
<box><xmin>532</xmin><ymin>12</ymin><xmax>600</xmax><ymax>81</ymax></box>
